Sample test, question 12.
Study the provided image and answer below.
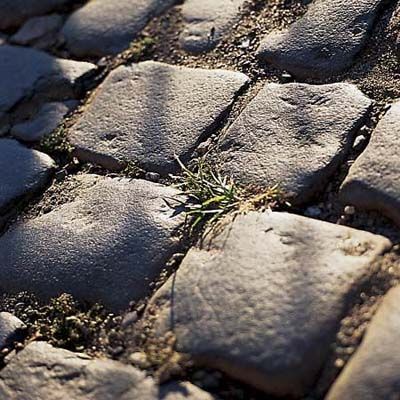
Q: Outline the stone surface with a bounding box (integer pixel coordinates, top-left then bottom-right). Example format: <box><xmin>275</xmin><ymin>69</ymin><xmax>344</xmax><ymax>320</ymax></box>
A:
<box><xmin>149</xmin><ymin>212</ymin><xmax>391</xmax><ymax>397</ymax></box>
<box><xmin>257</xmin><ymin>0</ymin><xmax>384</xmax><ymax>79</ymax></box>
<box><xmin>0</xmin><ymin>175</ymin><xmax>186</xmax><ymax>311</ymax></box>
<box><xmin>160</xmin><ymin>382</ymin><xmax>215</xmax><ymax>400</ymax></box>
<box><xmin>0</xmin><ymin>313</ymin><xmax>25</xmax><ymax>350</ymax></box>
<box><xmin>62</xmin><ymin>0</ymin><xmax>176</xmax><ymax>58</ymax></box>
<box><xmin>0</xmin><ymin>341</ymin><xmax>157</xmax><ymax>399</ymax></box>
<box><xmin>11</xmin><ymin>100</ymin><xmax>78</xmax><ymax>142</ymax></box>
<box><xmin>69</xmin><ymin>61</ymin><xmax>249</xmax><ymax>173</ymax></box>
<box><xmin>326</xmin><ymin>286</ymin><xmax>400</xmax><ymax>400</ymax></box>
<box><xmin>340</xmin><ymin>101</ymin><xmax>400</xmax><ymax>225</ymax></box>
<box><xmin>0</xmin><ymin>0</ymin><xmax>71</xmax><ymax>30</ymax></box>
<box><xmin>218</xmin><ymin>82</ymin><xmax>371</xmax><ymax>204</ymax></box>
<box><xmin>0</xmin><ymin>45</ymin><xmax>95</xmax><ymax>131</ymax></box>
<box><xmin>0</xmin><ymin>139</ymin><xmax>55</xmax><ymax>214</ymax></box>
<box><xmin>180</xmin><ymin>0</ymin><xmax>246</xmax><ymax>53</ymax></box>
<box><xmin>10</xmin><ymin>14</ymin><xmax>64</xmax><ymax>49</ymax></box>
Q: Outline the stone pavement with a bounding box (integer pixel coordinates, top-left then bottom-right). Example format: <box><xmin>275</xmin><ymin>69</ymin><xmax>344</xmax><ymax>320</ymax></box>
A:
<box><xmin>0</xmin><ymin>0</ymin><xmax>399</xmax><ymax>399</ymax></box>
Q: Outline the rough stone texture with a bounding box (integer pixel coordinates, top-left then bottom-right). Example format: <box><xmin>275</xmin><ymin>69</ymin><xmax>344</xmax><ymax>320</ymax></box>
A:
<box><xmin>160</xmin><ymin>382</ymin><xmax>215</xmax><ymax>400</ymax></box>
<box><xmin>11</xmin><ymin>100</ymin><xmax>78</xmax><ymax>142</ymax></box>
<box><xmin>218</xmin><ymin>83</ymin><xmax>371</xmax><ymax>204</ymax></box>
<box><xmin>326</xmin><ymin>286</ymin><xmax>400</xmax><ymax>400</ymax></box>
<box><xmin>62</xmin><ymin>0</ymin><xmax>176</xmax><ymax>58</ymax></box>
<box><xmin>69</xmin><ymin>61</ymin><xmax>249</xmax><ymax>173</ymax></box>
<box><xmin>10</xmin><ymin>14</ymin><xmax>64</xmax><ymax>49</ymax></box>
<box><xmin>0</xmin><ymin>313</ymin><xmax>25</xmax><ymax>350</ymax></box>
<box><xmin>149</xmin><ymin>212</ymin><xmax>391</xmax><ymax>397</ymax></box>
<box><xmin>257</xmin><ymin>0</ymin><xmax>384</xmax><ymax>79</ymax></box>
<box><xmin>180</xmin><ymin>0</ymin><xmax>247</xmax><ymax>53</ymax></box>
<box><xmin>0</xmin><ymin>175</ymin><xmax>186</xmax><ymax>311</ymax></box>
<box><xmin>0</xmin><ymin>341</ymin><xmax>157</xmax><ymax>399</ymax></box>
<box><xmin>0</xmin><ymin>139</ymin><xmax>55</xmax><ymax>214</ymax></box>
<box><xmin>0</xmin><ymin>45</ymin><xmax>95</xmax><ymax>131</ymax></box>
<box><xmin>340</xmin><ymin>101</ymin><xmax>400</xmax><ymax>225</ymax></box>
<box><xmin>0</xmin><ymin>0</ymin><xmax>71</xmax><ymax>30</ymax></box>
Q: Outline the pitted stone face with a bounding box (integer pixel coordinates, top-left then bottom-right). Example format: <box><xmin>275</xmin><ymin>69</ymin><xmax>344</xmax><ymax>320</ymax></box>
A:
<box><xmin>69</xmin><ymin>61</ymin><xmax>249</xmax><ymax>174</ymax></box>
<box><xmin>149</xmin><ymin>211</ymin><xmax>391</xmax><ymax>397</ymax></box>
<box><xmin>0</xmin><ymin>139</ymin><xmax>55</xmax><ymax>215</ymax></box>
<box><xmin>0</xmin><ymin>175</ymin><xmax>186</xmax><ymax>311</ymax></box>
<box><xmin>179</xmin><ymin>0</ymin><xmax>247</xmax><ymax>53</ymax></box>
<box><xmin>0</xmin><ymin>342</ymin><xmax>158</xmax><ymax>400</ymax></box>
<box><xmin>340</xmin><ymin>101</ymin><xmax>400</xmax><ymax>226</ymax></box>
<box><xmin>326</xmin><ymin>286</ymin><xmax>400</xmax><ymax>400</ymax></box>
<box><xmin>0</xmin><ymin>45</ymin><xmax>95</xmax><ymax>133</ymax></box>
<box><xmin>257</xmin><ymin>0</ymin><xmax>385</xmax><ymax>79</ymax></box>
<box><xmin>62</xmin><ymin>0</ymin><xmax>177</xmax><ymax>58</ymax></box>
<box><xmin>217</xmin><ymin>82</ymin><xmax>372</xmax><ymax>205</ymax></box>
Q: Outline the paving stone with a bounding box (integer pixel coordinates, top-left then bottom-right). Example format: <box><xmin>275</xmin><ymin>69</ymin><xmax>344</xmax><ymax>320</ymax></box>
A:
<box><xmin>180</xmin><ymin>0</ymin><xmax>246</xmax><ymax>53</ymax></box>
<box><xmin>0</xmin><ymin>139</ymin><xmax>55</xmax><ymax>214</ymax></box>
<box><xmin>160</xmin><ymin>382</ymin><xmax>215</xmax><ymax>400</ymax></box>
<box><xmin>0</xmin><ymin>341</ymin><xmax>157</xmax><ymax>399</ymax></box>
<box><xmin>326</xmin><ymin>286</ymin><xmax>400</xmax><ymax>400</ymax></box>
<box><xmin>257</xmin><ymin>0</ymin><xmax>384</xmax><ymax>79</ymax></box>
<box><xmin>69</xmin><ymin>61</ymin><xmax>249</xmax><ymax>173</ymax></box>
<box><xmin>62</xmin><ymin>0</ymin><xmax>176</xmax><ymax>58</ymax></box>
<box><xmin>11</xmin><ymin>100</ymin><xmax>78</xmax><ymax>142</ymax></box>
<box><xmin>0</xmin><ymin>175</ymin><xmax>186</xmax><ymax>311</ymax></box>
<box><xmin>0</xmin><ymin>0</ymin><xmax>72</xmax><ymax>30</ymax></box>
<box><xmin>0</xmin><ymin>45</ymin><xmax>95</xmax><ymax>132</ymax></box>
<box><xmin>340</xmin><ymin>100</ymin><xmax>400</xmax><ymax>225</ymax></box>
<box><xmin>149</xmin><ymin>211</ymin><xmax>391</xmax><ymax>397</ymax></box>
<box><xmin>10</xmin><ymin>14</ymin><xmax>64</xmax><ymax>49</ymax></box>
<box><xmin>0</xmin><ymin>313</ymin><xmax>25</xmax><ymax>350</ymax></box>
<box><xmin>218</xmin><ymin>82</ymin><xmax>371</xmax><ymax>204</ymax></box>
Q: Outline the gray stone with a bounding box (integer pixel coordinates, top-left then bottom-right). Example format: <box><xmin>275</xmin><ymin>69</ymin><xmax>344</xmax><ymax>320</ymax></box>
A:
<box><xmin>62</xmin><ymin>0</ymin><xmax>176</xmax><ymax>58</ymax></box>
<box><xmin>0</xmin><ymin>139</ymin><xmax>55</xmax><ymax>214</ymax></box>
<box><xmin>10</xmin><ymin>14</ymin><xmax>64</xmax><ymax>49</ymax></box>
<box><xmin>180</xmin><ymin>0</ymin><xmax>246</xmax><ymax>53</ymax></box>
<box><xmin>0</xmin><ymin>0</ymin><xmax>72</xmax><ymax>30</ymax></box>
<box><xmin>326</xmin><ymin>286</ymin><xmax>400</xmax><ymax>400</ymax></box>
<box><xmin>0</xmin><ymin>45</ymin><xmax>95</xmax><ymax>131</ymax></box>
<box><xmin>0</xmin><ymin>313</ymin><xmax>25</xmax><ymax>350</ymax></box>
<box><xmin>11</xmin><ymin>100</ymin><xmax>78</xmax><ymax>142</ymax></box>
<box><xmin>218</xmin><ymin>83</ymin><xmax>371</xmax><ymax>205</ymax></box>
<box><xmin>149</xmin><ymin>211</ymin><xmax>391</xmax><ymax>397</ymax></box>
<box><xmin>160</xmin><ymin>382</ymin><xmax>215</xmax><ymax>400</ymax></box>
<box><xmin>0</xmin><ymin>175</ymin><xmax>186</xmax><ymax>311</ymax></box>
<box><xmin>257</xmin><ymin>0</ymin><xmax>384</xmax><ymax>79</ymax></box>
<box><xmin>0</xmin><ymin>341</ymin><xmax>157</xmax><ymax>399</ymax></box>
<box><xmin>340</xmin><ymin>101</ymin><xmax>400</xmax><ymax>226</ymax></box>
<box><xmin>69</xmin><ymin>61</ymin><xmax>249</xmax><ymax>173</ymax></box>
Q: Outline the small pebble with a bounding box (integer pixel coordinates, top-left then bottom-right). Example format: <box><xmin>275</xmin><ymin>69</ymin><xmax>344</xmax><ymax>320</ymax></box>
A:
<box><xmin>344</xmin><ymin>205</ymin><xmax>356</xmax><ymax>215</ymax></box>
<box><xmin>129</xmin><ymin>352</ymin><xmax>149</xmax><ymax>369</ymax></box>
<box><xmin>281</xmin><ymin>71</ymin><xmax>293</xmax><ymax>82</ymax></box>
<box><xmin>121</xmin><ymin>311</ymin><xmax>138</xmax><ymax>329</ymax></box>
<box><xmin>353</xmin><ymin>135</ymin><xmax>367</xmax><ymax>149</ymax></box>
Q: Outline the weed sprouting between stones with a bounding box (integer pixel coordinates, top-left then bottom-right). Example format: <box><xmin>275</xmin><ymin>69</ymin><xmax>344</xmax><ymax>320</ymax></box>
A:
<box><xmin>39</xmin><ymin>124</ymin><xmax>74</xmax><ymax>162</ymax></box>
<box><xmin>171</xmin><ymin>157</ymin><xmax>288</xmax><ymax>231</ymax></box>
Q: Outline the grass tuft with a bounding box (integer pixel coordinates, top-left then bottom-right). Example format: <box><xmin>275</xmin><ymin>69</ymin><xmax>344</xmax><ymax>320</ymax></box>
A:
<box><xmin>172</xmin><ymin>157</ymin><xmax>288</xmax><ymax>232</ymax></box>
